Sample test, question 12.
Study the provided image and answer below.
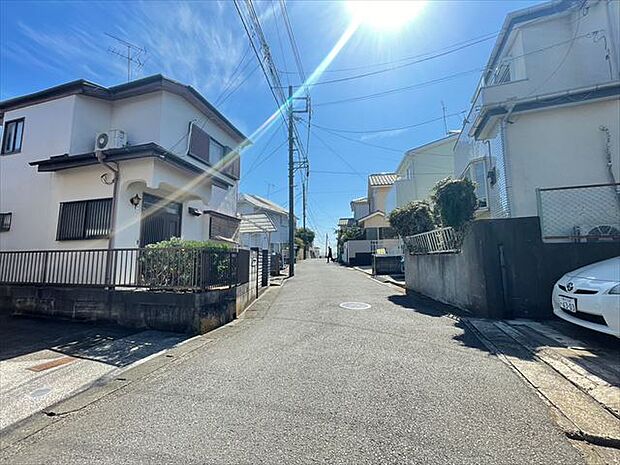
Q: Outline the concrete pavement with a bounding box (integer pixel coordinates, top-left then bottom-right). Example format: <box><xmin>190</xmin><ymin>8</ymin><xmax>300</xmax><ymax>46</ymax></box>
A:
<box><xmin>0</xmin><ymin>316</ymin><xmax>186</xmax><ymax>430</ymax></box>
<box><xmin>1</xmin><ymin>259</ymin><xmax>585</xmax><ymax>464</ymax></box>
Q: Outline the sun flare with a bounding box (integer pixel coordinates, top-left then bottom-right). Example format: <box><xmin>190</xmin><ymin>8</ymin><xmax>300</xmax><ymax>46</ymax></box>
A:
<box><xmin>347</xmin><ymin>0</ymin><xmax>426</xmax><ymax>31</ymax></box>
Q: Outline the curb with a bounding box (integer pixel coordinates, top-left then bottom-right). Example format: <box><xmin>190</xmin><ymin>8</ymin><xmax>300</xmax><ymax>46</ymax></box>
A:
<box><xmin>0</xmin><ymin>286</ymin><xmax>277</xmax><ymax>453</ymax></box>
<box><xmin>462</xmin><ymin>318</ymin><xmax>620</xmax><ymax>450</ymax></box>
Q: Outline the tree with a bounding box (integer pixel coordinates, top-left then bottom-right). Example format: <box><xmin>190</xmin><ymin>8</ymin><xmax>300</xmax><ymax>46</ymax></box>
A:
<box><xmin>295</xmin><ymin>228</ymin><xmax>315</xmax><ymax>258</ymax></box>
<box><xmin>295</xmin><ymin>228</ymin><xmax>315</xmax><ymax>248</ymax></box>
<box><xmin>388</xmin><ymin>201</ymin><xmax>435</xmax><ymax>238</ymax></box>
<box><xmin>431</xmin><ymin>177</ymin><xmax>477</xmax><ymax>231</ymax></box>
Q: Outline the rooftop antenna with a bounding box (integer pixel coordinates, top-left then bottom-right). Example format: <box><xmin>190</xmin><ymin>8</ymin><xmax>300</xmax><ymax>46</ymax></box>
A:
<box><xmin>441</xmin><ymin>101</ymin><xmax>448</xmax><ymax>135</ymax></box>
<box><xmin>106</xmin><ymin>32</ymin><xmax>147</xmax><ymax>82</ymax></box>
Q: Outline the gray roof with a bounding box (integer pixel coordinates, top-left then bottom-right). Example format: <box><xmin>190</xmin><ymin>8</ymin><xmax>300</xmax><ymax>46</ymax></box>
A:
<box><xmin>0</xmin><ymin>74</ymin><xmax>248</xmax><ymax>143</ymax></box>
<box><xmin>240</xmin><ymin>194</ymin><xmax>288</xmax><ymax>216</ymax></box>
<box><xmin>368</xmin><ymin>173</ymin><xmax>398</xmax><ymax>187</ymax></box>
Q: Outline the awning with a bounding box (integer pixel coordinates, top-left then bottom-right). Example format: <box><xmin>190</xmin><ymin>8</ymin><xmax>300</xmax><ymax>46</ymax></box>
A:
<box><xmin>239</xmin><ymin>213</ymin><xmax>277</xmax><ymax>234</ymax></box>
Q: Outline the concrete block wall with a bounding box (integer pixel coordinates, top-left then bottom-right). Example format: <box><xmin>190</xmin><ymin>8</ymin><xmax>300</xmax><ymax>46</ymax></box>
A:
<box><xmin>0</xmin><ymin>285</ymin><xmax>237</xmax><ymax>334</ymax></box>
<box><xmin>405</xmin><ymin>217</ymin><xmax>620</xmax><ymax>319</ymax></box>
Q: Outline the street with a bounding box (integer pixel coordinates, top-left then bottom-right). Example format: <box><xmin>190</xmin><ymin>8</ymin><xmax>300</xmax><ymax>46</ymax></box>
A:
<box><xmin>0</xmin><ymin>259</ymin><xmax>584</xmax><ymax>464</ymax></box>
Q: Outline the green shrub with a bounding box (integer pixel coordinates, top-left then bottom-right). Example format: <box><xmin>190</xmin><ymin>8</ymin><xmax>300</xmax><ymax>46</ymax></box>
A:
<box><xmin>388</xmin><ymin>201</ymin><xmax>435</xmax><ymax>238</ymax></box>
<box><xmin>141</xmin><ymin>238</ymin><xmax>232</xmax><ymax>288</ymax></box>
<box><xmin>431</xmin><ymin>177</ymin><xmax>477</xmax><ymax>231</ymax></box>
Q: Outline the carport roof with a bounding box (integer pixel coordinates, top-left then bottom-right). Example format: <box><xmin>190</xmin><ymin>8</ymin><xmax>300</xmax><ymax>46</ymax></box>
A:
<box><xmin>239</xmin><ymin>213</ymin><xmax>277</xmax><ymax>234</ymax></box>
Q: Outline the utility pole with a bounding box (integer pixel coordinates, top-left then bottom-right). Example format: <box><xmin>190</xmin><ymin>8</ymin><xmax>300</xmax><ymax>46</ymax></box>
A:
<box><xmin>288</xmin><ymin>85</ymin><xmax>296</xmax><ymax>277</ymax></box>
<box><xmin>325</xmin><ymin>233</ymin><xmax>328</xmax><ymax>258</ymax></box>
<box><xmin>287</xmin><ymin>85</ymin><xmax>310</xmax><ymax>277</ymax></box>
<box><xmin>302</xmin><ymin>180</ymin><xmax>307</xmax><ymax>259</ymax></box>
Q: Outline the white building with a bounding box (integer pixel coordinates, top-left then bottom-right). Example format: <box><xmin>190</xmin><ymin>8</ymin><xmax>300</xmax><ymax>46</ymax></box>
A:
<box><xmin>455</xmin><ymin>0</ymin><xmax>620</xmax><ymax>236</ymax></box>
<box><xmin>342</xmin><ymin>173</ymin><xmax>401</xmax><ymax>265</ymax></box>
<box><xmin>237</xmin><ymin>194</ymin><xmax>292</xmax><ymax>254</ymax></box>
<box><xmin>386</xmin><ymin>133</ymin><xmax>458</xmax><ymax>214</ymax></box>
<box><xmin>0</xmin><ymin>75</ymin><xmax>247</xmax><ymax>251</ymax></box>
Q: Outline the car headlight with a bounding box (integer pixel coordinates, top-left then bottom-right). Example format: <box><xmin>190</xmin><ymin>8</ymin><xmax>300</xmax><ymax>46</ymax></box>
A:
<box><xmin>609</xmin><ymin>284</ymin><xmax>620</xmax><ymax>295</ymax></box>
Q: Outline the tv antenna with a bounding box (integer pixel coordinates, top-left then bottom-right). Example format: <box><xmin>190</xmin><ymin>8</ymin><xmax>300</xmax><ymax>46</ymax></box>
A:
<box><xmin>106</xmin><ymin>32</ymin><xmax>147</xmax><ymax>82</ymax></box>
<box><xmin>441</xmin><ymin>100</ymin><xmax>448</xmax><ymax>135</ymax></box>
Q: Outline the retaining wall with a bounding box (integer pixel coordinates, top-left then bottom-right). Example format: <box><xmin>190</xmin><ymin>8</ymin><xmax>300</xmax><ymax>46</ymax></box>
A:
<box><xmin>405</xmin><ymin>217</ymin><xmax>619</xmax><ymax>319</ymax></box>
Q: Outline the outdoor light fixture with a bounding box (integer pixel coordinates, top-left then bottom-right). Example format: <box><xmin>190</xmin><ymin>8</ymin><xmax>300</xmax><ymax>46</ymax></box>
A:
<box><xmin>129</xmin><ymin>194</ymin><xmax>142</xmax><ymax>208</ymax></box>
<box><xmin>188</xmin><ymin>207</ymin><xmax>202</xmax><ymax>217</ymax></box>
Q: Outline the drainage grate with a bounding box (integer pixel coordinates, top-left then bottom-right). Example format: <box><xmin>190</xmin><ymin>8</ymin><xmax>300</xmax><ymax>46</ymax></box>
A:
<box><xmin>339</xmin><ymin>302</ymin><xmax>371</xmax><ymax>310</ymax></box>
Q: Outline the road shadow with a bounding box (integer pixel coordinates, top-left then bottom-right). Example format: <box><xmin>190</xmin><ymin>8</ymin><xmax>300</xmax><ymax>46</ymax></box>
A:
<box><xmin>387</xmin><ymin>291</ymin><xmax>620</xmax><ymax>390</ymax></box>
<box><xmin>0</xmin><ymin>314</ymin><xmax>185</xmax><ymax>367</ymax></box>
<box><xmin>387</xmin><ymin>291</ymin><xmax>470</xmax><ymax>319</ymax></box>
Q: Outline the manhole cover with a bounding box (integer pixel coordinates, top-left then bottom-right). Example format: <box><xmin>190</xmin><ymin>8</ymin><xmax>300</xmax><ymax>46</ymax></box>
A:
<box><xmin>339</xmin><ymin>302</ymin><xmax>371</xmax><ymax>310</ymax></box>
<box><xmin>30</xmin><ymin>387</ymin><xmax>52</xmax><ymax>399</ymax></box>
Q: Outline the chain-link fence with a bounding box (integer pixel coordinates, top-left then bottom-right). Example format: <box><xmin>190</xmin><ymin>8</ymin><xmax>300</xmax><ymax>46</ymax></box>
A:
<box><xmin>537</xmin><ymin>183</ymin><xmax>620</xmax><ymax>242</ymax></box>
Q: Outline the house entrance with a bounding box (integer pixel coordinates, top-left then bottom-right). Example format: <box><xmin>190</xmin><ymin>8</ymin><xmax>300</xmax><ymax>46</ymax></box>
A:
<box><xmin>140</xmin><ymin>194</ymin><xmax>182</xmax><ymax>246</ymax></box>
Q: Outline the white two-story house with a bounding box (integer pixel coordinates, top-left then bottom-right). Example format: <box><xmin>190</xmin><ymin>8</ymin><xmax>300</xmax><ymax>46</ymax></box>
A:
<box><xmin>455</xmin><ymin>0</ymin><xmax>620</xmax><ymax>239</ymax></box>
<box><xmin>342</xmin><ymin>173</ymin><xmax>400</xmax><ymax>265</ymax></box>
<box><xmin>386</xmin><ymin>133</ymin><xmax>458</xmax><ymax>214</ymax></box>
<box><xmin>0</xmin><ymin>75</ymin><xmax>247</xmax><ymax>251</ymax></box>
<box><xmin>237</xmin><ymin>194</ymin><xmax>293</xmax><ymax>256</ymax></box>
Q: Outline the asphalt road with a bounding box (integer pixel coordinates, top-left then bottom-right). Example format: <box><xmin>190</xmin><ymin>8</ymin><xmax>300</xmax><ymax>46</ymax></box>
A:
<box><xmin>1</xmin><ymin>259</ymin><xmax>584</xmax><ymax>464</ymax></box>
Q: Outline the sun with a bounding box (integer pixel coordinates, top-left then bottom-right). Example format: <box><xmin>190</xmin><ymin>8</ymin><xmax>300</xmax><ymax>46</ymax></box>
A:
<box><xmin>347</xmin><ymin>0</ymin><xmax>426</xmax><ymax>31</ymax></box>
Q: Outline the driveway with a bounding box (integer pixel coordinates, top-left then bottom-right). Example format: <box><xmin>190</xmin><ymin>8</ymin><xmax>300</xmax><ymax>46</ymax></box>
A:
<box><xmin>1</xmin><ymin>259</ymin><xmax>584</xmax><ymax>464</ymax></box>
<box><xmin>0</xmin><ymin>315</ymin><xmax>186</xmax><ymax>430</ymax></box>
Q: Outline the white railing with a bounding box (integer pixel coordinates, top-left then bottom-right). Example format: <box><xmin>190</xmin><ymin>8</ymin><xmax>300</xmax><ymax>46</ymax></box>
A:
<box><xmin>405</xmin><ymin>227</ymin><xmax>459</xmax><ymax>255</ymax></box>
<box><xmin>343</xmin><ymin>239</ymin><xmax>403</xmax><ymax>264</ymax></box>
<box><xmin>370</xmin><ymin>239</ymin><xmax>402</xmax><ymax>255</ymax></box>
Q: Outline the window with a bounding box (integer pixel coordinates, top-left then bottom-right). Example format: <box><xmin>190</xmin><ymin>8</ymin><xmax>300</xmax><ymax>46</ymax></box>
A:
<box><xmin>406</xmin><ymin>165</ymin><xmax>414</xmax><ymax>180</ymax></box>
<box><xmin>464</xmin><ymin>160</ymin><xmax>488</xmax><ymax>209</ymax></box>
<box><xmin>209</xmin><ymin>138</ymin><xmax>225</xmax><ymax>165</ymax></box>
<box><xmin>0</xmin><ymin>213</ymin><xmax>11</xmax><ymax>232</ymax></box>
<box><xmin>57</xmin><ymin>198</ymin><xmax>112</xmax><ymax>240</ymax></box>
<box><xmin>1</xmin><ymin>118</ymin><xmax>24</xmax><ymax>155</ymax></box>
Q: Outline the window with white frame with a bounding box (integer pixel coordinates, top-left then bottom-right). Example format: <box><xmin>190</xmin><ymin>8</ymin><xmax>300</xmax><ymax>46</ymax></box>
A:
<box><xmin>464</xmin><ymin>159</ymin><xmax>488</xmax><ymax>209</ymax></box>
<box><xmin>406</xmin><ymin>164</ymin><xmax>414</xmax><ymax>180</ymax></box>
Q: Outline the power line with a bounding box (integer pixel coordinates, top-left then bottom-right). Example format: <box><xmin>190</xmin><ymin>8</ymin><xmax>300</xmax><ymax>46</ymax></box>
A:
<box><xmin>310</xmin><ymin>32</ymin><xmax>598</xmax><ymax>102</ymax></box>
<box><xmin>217</xmin><ymin>63</ymin><xmax>261</xmax><ymax>105</ymax></box>
<box><xmin>312</xmin><ymin>130</ymin><xmax>366</xmax><ymax>179</ymax></box>
<box><xmin>278</xmin><ymin>0</ymin><xmax>306</xmax><ymax>82</ymax></box>
<box><xmin>279</xmin><ymin>30</ymin><xmax>499</xmax><ymax>75</ymax></box>
<box><xmin>213</xmin><ymin>43</ymin><xmax>252</xmax><ymax>104</ymax></box>
<box><xmin>307</xmin><ymin>34</ymin><xmax>497</xmax><ymax>87</ymax></box>
<box><xmin>314</xmin><ymin>68</ymin><xmax>482</xmax><ymax>107</ymax></box>
<box><xmin>308</xmin><ymin>111</ymin><xmax>464</xmax><ymax>134</ymax></box>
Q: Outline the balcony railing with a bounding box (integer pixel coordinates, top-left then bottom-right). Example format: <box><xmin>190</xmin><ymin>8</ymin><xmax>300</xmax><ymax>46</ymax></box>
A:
<box><xmin>537</xmin><ymin>183</ymin><xmax>620</xmax><ymax>242</ymax></box>
<box><xmin>0</xmin><ymin>247</ymin><xmax>240</xmax><ymax>291</ymax></box>
<box><xmin>405</xmin><ymin>227</ymin><xmax>459</xmax><ymax>255</ymax></box>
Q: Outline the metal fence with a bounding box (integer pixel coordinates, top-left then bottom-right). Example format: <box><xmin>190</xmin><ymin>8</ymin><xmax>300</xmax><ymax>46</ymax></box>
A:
<box><xmin>405</xmin><ymin>227</ymin><xmax>460</xmax><ymax>255</ymax></box>
<box><xmin>0</xmin><ymin>248</ymin><xmax>239</xmax><ymax>291</ymax></box>
<box><xmin>537</xmin><ymin>183</ymin><xmax>620</xmax><ymax>242</ymax></box>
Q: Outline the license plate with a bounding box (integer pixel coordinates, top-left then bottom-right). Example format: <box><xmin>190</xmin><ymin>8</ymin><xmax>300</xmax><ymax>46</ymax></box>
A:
<box><xmin>558</xmin><ymin>295</ymin><xmax>577</xmax><ymax>313</ymax></box>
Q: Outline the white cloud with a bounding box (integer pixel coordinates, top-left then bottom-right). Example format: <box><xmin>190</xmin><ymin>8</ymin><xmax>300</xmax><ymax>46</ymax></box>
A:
<box><xmin>359</xmin><ymin>128</ymin><xmax>409</xmax><ymax>141</ymax></box>
<box><xmin>5</xmin><ymin>2</ymin><xmax>262</xmax><ymax>101</ymax></box>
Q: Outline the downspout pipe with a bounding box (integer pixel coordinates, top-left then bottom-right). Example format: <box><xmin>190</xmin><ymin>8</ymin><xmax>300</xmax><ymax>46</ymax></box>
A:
<box><xmin>96</xmin><ymin>150</ymin><xmax>120</xmax><ymax>251</ymax></box>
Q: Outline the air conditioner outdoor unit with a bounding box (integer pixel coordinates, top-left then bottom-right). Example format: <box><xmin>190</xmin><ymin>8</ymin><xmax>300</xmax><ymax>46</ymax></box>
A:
<box><xmin>95</xmin><ymin>129</ymin><xmax>127</xmax><ymax>151</ymax></box>
<box><xmin>574</xmin><ymin>224</ymin><xmax>620</xmax><ymax>242</ymax></box>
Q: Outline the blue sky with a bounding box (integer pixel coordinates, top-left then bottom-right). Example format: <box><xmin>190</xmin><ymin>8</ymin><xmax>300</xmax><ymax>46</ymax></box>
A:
<box><xmin>0</xmin><ymin>0</ymin><xmax>541</xmax><ymax>247</ymax></box>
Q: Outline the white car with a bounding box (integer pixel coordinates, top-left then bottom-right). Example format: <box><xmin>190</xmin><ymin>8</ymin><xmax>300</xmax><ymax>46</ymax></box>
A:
<box><xmin>552</xmin><ymin>257</ymin><xmax>620</xmax><ymax>338</ymax></box>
